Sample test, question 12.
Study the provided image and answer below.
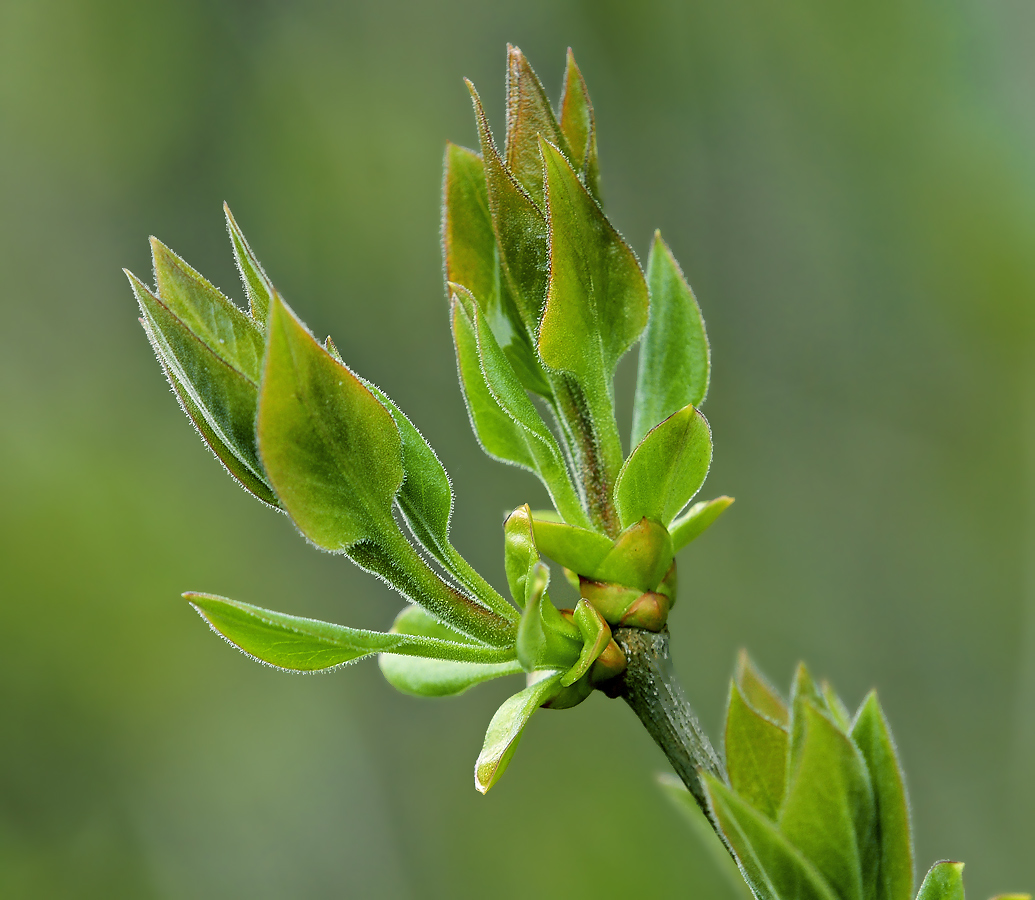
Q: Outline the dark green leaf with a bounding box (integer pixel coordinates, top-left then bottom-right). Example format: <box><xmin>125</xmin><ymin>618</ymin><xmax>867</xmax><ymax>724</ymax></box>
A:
<box><xmin>632</xmin><ymin>231</ymin><xmax>710</xmax><ymax>446</ymax></box>
<box><xmin>451</xmin><ymin>287</ymin><xmax>588</xmax><ymax>527</ymax></box>
<box><xmin>130</xmin><ymin>271</ymin><xmax>273</xmax><ymax>503</ymax></box>
<box><xmin>224</xmin><ymin>203</ymin><xmax>275</xmax><ymax>325</ymax></box>
<box><xmin>725</xmin><ymin>679</ymin><xmax>789</xmax><ymax>820</ymax></box>
<box><xmin>658</xmin><ymin>774</ymin><xmax>756</xmax><ymax>900</ymax></box>
<box><xmin>378</xmin><ymin>606</ymin><xmax>522</xmax><ymax>697</ymax></box>
<box><xmin>779</xmin><ymin>699</ymin><xmax>878</xmax><ymax>900</ymax></box>
<box><xmin>187</xmin><ymin>593</ymin><xmax>515</xmax><ymax>673</ymax></box>
<box><xmin>852</xmin><ymin>692</ymin><xmax>914</xmax><ymax>900</ymax></box>
<box><xmin>442</xmin><ymin>143</ymin><xmax>551</xmax><ymax>397</ymax></box>
<box><xmin>614</xmin><ymin>403</ymin><xmax>713</xmax><ymax>529</ymax></box>
<box><xmin>915</xmin><ymin>862</ymin><xmax>964</xmax><ymax>900</ymax></box>
<box><xmin>735</xmin><ymin>651</ymin><xmax>789</xmax><ymax>727</ymax></box>
<box><xmin>558</xmin><ymin>48</ymin><xmax>600</xmax><ymax>200</ymax></box>
<box><xmin>467</xmin><ymin>82</ymin><xmax>549</xmax><ymax>339</ymax></box>
<box><xmin>366</xmin><ymin>381</ymin><xmax>516</xmax><ymax>623</ymax></box>
<box><xmin>149</xmin><ymin>237</ymin><xmax>264</xmax><ymax>382</ymax></box>
<box><xmin>503</xmin><ymin>44</ymin><xmax>572</xmax><ymax>209</ymax></box>
<box><xmin>703</xmin><ymin>773</ymin><xmax>840</xmax><ymax>900</ymax></box>
<box><xmin>475</xmin><ymin>672</ymin><xmax>564</xmax><ymax>793</ymax></box>
<box><xmin>671</xmin><ymin>496</ymin><xmax>734</xmax><ymax>551</ymax></box>
<box><xmin>537</xmin><ymin>137</ymin><xmax>648</xmax><ymax>487</ymax></box>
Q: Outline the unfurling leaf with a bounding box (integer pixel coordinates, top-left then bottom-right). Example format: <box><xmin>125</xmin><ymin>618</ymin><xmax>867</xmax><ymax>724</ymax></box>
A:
<box><xmin>735</xmin><ymin>650</ymin><xmax>789</xmax><ymax>727</ymax></box>
<box><xmin>670</xmin><ymin>496</ymin><xmax>734</xmax><ymax>551</ymax></box>
<box><xmin>852</xmin><ymin>692</ymin><xmax>914</xmax><ymax>900</ymax></box>
<box><xmin>614</xmin><ymin>403</ymin><xmax>712</xmax><ymax>529</ymax></box>
<box><xmin>529</xmin><ymin>515</ymin><xmax>615</xmax><ymax>575</ymax></box>
<box><xmin>916</xmin><ymin>862</ymin><xmax>965</xmax><ymax>900</ymax></box>
<box><xmin>503</xmin><ymin>44</ymin><xmax>573</xmax><ymax>209</ymax></box>
<box><xmin>703</xmin><ymin>773</ymin><xmax>840</xmax><ymax>900</ymax></box>
<box><xmin>128</xmin><ymin>268</ymin><xmax>277</xmax><ymax>507</ymax></box>
<box><xmin>475</xmin><ymin>672</ymin><xmax>564</xmax><ymax>794</ymax></box>
<box><xmin>632</xmin><ymin>231</ymin><xmax>709</xmax><ymax>446</ymax></box>
<box><xmin>467</xmin><ymin>82</ymin><xmax>549</xmax><ymax>340</ymax></box>
<box><xmin>378</xmin><ymin>606</ymin><xmax>522</xmax><ymax>697</ymax></box>
<box><xmin>725</xmin><ymin>679</ymin><xmax>789</xmax><ymax>821</ymax></box>
<box><xmin>537</xmin><ymin>137</ymin><xmax>648</xmax><ymax>488</ymax></box>
<box><xmin>187</xmin><ymin>593</ymin><xmax>515</xmax><ymax>673</ymax></box>
<box><xmin>516</xmin><ymin>562</ymin><xmax>581</xmax><ymax>673</ymax></box>
<box><xmin>443</xmin><ymin>143</ymin><xmax>551</xmax><ymax>397</ymax></box>
<box><xmin>563</xmin><ymin>599</ymin><xmax>612</xmax><ymax>687</ymax></box>
<box><xmin>558</xmin><ymin>48</ymin><xmax>600</xmax><ymax>200</ymax></box>
<box><xmin>451</xmin><ymin>287</ymin><xmax>588</xmax><ymax>527</ymax></box>
<box><xmin>224</xmin><ymin>203</ymin><xmax>275</xmax><ymax>325</ymax></box>
<box><xmin>780</xmin><ymin>699</ymin><xmax>878</xmax><ymax>900</ymax></box>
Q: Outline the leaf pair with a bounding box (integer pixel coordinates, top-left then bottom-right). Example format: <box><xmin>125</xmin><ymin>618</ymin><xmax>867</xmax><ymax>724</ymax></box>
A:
<box><xmin>703</xmin><ymin>656</ymin><xmax>912</xmax><ymax>900</ymax></box>
<box><xmin>130</xmin><ymin>209</ymin><xmax>520</xmax><ymax>652</ymax></box>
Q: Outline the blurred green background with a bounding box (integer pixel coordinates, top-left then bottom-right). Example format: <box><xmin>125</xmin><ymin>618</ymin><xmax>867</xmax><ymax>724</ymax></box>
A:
<box><xmin>1</xmin><ymin>1</ymin><xmax>1033</xmax><ymax>897</ymax></box>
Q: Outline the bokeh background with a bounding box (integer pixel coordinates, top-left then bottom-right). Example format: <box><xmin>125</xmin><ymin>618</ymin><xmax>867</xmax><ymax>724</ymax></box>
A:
<box><xmin>2</xmin><ymin>1</ymin><xmax>1033</xmax><ymax>897</ymax></box>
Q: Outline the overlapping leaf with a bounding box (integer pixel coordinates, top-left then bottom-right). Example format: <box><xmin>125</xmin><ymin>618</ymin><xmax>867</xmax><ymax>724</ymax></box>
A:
<box><xmin>558</xmin><ymin>49</ymin><xmax>600</xmax><ymax>199</ymax></box>
<box><xmin>632</xmin><ymin>231</ymin><xmax>710</xmax><ymax>446</ymax></box>
<box><xmin>725</xmin><ymin>679</ymin><xmax>789</xmax><ymax>821</ymax></box>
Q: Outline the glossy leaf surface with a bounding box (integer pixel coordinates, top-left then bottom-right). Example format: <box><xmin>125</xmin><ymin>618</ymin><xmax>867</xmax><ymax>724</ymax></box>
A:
<box><xmin>670</xmin><ymin>496</ymin><xmax>734</xmax><ymax>552</ymax></box>
<box><xmin>187</xmin><ymin>594</ymin><xmax>514</xmax><ymax>673</ymax></box>
<box><xmin>632</xmin><ymin>232</ymin><xmax>710</xmax><ymax>446</ymax></box>
<box><xmin>475</xmin><ymin>672</ymin><xmax>563</xmax><ymax>794</ymax></box>
<box><xmin>725</xmin><ymin>679</ymin><xmax>789</xmax><ymax>820</ymax></box>
<box><xmin>704</xmin><ymin>774</ymin><xmax>839</xmax><ymax>900</ymax></box>
<box><xmin>378</xmin><ymin>606</ymin><xmax>522</xmax><ymax>697</ymax></box>
<box><xmin>614</xmin><ymin>403</ymin><xmax>712</xmax><ymax>528</ymax></box>
<box><xmin>916</xmin><ymin>862</ymin><xmax>964</xmax><ymax>900</ymax></box>
<box><xmin>852</xmin><ymin>692</ymin><xmax>914</xmax><ymax>900</ymax></box>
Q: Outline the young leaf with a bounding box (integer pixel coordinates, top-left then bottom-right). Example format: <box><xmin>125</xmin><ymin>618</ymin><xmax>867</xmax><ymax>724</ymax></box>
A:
<box><xmin>467</xmin><ymin>82</ymin><xmax>549</xmax><ymax>339</ymax></box>
<box><xmin>365</xmin><ymin>381</ymin><xmax>516</xmax><ymax>623</ymax></box>
<box><xmin>703</xmin><ymin>773</ymin><xmax>840</xmax><ymax>900</ymax></box>
<box><xmin>558</xmin><ymin>48</ymin><xmax>600</xmax><ymax>200</ymax></box>
<box><xmin>670</xmin><ymin>496</ymin><xmax>735</xmax><ymax>552</ymax></box>
<box><xmin>378</xmin><ymin>606</ymin><xmax>522</xmax><ymax>697</ymax></box>
<box><xmin>735</xmin><ymin>651</ymin><xmax>789</xmax><ymax>727</ymax></box>
<box><xmin>443</xmin><ymin>143</ymin><xmax>551</xmax><ymax>397</ymax></box>
<box><xmin>451</xmin><ymin>288</ymin><xmax>588</xmax><ymax>527</ymax></box>
<box><xmin>516</xmin><ymin>562</ymin><xmax>581</xmax><ymax>673</ymax></box>
<box><xmin>529</xmin><ymin>515</ymin><xmax>614</xmax><ymax>574</ymax></box>
<box><xmin>131</xmin><ymin>272</ymin><xmax>277</xmax><ymax>506</ymax></box>
<box><xmin>779</xmin><ymin>699</ymin><xmax>879</xmax><ymax>900</ymax></box>
<box><xmin>537</xmin><ymin>137</ymin><xmax>648</xmax><ymax>488</ymax></box>
<box><xmin>257</xmin><ymin>294</ymin><xmax>404</xmax><ymax>550</ymax></box>
<box><xmin>590</xmin><ymin>518</ymin><xmax>674</xmax><ymax>592</ymax></box>
<box><xmin>632</xmin><ymin>232</ymin><xmax>710</xmax><ymax>446</ymax></box>
<box><xmin>259</xmin><ymin>294</ymin><xmax>514</xmax><ymax>646</ymax></box>
<box><xmin>224</xmin><ymin>203</ymin><xmax>275</xmax><ymax>325</ymax></box>
<box><xmin>504</xmin><ymin>505</ymin><xmax>539</xmax><ymax>608</ymax></box>
<box><xmin>563</xmin><ymin>599</ymin><xmax>612</xmax><ymax>686</ymax></box>
<box><xmin>186</xmin><ymin>593</ymin><xmax>515</xmax><ymax>673</ymax></box>
<box><xmin>725</xmin><ymin>679</ymin><xmax>790</xmax><ymax>821</ymax></box>
<box><xmin>475</xmin><ymin>671</ymin><xmax>564</xmax><ymax>793</ymax></box>
<box><xmin>915</xmin><ymin>862</ymin><xmax>964</xmax><ymax>900</ymax></box>
<box><xmin>149</xmin><ymin>237</ymin><xmax>264</xmax><ymax>381</ymax></box>
<box><xmin>503</xmin><ymin>44</ymin><xmax>572</xmax><ymax>209</ymax></box>
<box><xmin>852</xmin><ymin>692</ymin><xmax>914</xmax><ymax>900</ymax></box>
<box><xmin>614</xmin><ymin>403</ymin><xmax>713</xmax><ymax>529</ymax></box>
